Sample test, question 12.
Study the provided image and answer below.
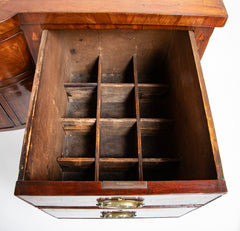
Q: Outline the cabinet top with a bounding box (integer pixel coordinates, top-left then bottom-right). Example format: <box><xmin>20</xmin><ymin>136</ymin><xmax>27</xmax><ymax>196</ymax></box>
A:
<box><xmin>1</xmin><ymin>0</ymin><xmax>227</xmax><ymax>27</ymax></box>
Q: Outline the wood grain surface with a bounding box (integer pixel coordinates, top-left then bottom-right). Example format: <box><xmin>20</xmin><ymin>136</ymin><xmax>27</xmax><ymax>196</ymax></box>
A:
<box><xmin>0</xmin><ymin>0</ymin><xmax>227</xmax><ymax>26</ymax></box>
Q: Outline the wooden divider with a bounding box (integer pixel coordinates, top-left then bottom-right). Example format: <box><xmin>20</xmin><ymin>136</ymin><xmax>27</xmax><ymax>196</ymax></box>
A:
<box><xmin>95</xmin><ymin>55</ymin><xmax>101</xmax><ymax>181</ymax></box>
<box><xmin>133</xmin><ymin>55</ymin><xmax>143</xmax><ymax>181</ymax></box>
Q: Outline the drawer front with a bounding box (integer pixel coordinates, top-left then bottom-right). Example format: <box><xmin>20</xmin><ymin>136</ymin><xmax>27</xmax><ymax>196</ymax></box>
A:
<box><xmin>42</xmin><ymin>207</ymin><xmax>195</xmax><ymax>219</ymax></box>
<box><xmin>20</xmin><ymin>194</ymin><xmax>220</xmax><ymax>207</ymax></box>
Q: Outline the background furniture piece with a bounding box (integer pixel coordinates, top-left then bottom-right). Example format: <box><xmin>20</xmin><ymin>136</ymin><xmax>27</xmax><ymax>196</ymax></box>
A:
<box><xmin>0</xmin><ymin>15</ymin><xmax>34</xmax><ymax>130</ymax></box>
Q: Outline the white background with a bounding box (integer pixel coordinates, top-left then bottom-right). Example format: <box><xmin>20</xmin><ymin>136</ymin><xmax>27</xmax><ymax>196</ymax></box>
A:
<box><xmin>0</xmin><ymin>1</ymin><xmax>239</xmax><ymax>230</ymax></box>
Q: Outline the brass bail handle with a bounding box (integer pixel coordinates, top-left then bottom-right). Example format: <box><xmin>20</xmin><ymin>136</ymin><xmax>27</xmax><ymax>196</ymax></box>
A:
<box><xmin>101</xmin><ymin>211</ymin><xmax>136</xmax><ymax>219</ymax></box>
<box><xmin>97</xmin><ymin>198</ymin><xmax>144</xmax><ymax>209</ymax></box>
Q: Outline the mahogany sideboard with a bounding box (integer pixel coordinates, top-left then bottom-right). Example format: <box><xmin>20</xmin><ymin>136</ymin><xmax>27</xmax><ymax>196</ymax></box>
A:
<box><xmin>1</xmin><ymin>0</ymin><xmax>228</xmax><ymax>218</ymax></box>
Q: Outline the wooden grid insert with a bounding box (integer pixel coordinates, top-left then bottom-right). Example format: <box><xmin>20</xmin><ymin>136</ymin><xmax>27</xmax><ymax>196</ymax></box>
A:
<box><xmin>59</xmin><ymin>55</ymin><xmax>179</xmax><ymax>181</ymax></box>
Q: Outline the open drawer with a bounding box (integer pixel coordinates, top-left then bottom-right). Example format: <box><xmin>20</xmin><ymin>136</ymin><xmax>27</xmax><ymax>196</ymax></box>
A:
<box><xmin>15</xmin><ymin>29</ymin><xmax>226</xmax><ymax>218</ymax></box>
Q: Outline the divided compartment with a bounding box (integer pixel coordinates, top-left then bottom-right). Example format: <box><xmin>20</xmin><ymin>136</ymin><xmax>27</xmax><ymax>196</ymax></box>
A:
<box><xmin>143</xmin><ymin>161</ymin><xmax>179</xmax><ymax>181</ymax></box>
<box><xmin>99</xmin><ymin>159</ymin><xmax>138</xmax><ymax>181</ymax></box>
<box><xmin>140</xmin><ymin>118</ymin><xmax>175</xmax><ymax>158</ymax></box>
<box><xmin>100</xmin><ymin>29</ymin><xmax>136</xmax><ymax>83</ymax></box>
<box><xmin>101</xmin><ymin>58</ymin><xmax>134</xmax><ymax>83</ymax></box>
<box><xmin>59</xmin><ymin>158</ymin><xmax>95</xmax><ymax>181</ymax></box>
<box><xmin>58</xmin><ymin>119</ymin><xmax>96</xmax><ymax>181</ymax></box>
<box><xmin>101</xmin><ymin>85</ymin><xmax>136</xmax><ymax>118</ymax></box>
<box><xmin>100</xmin><ymin>119</ymin><xmax>138</xmax><ymax>158</ymax></box>
<box><xmin>65</xmin><ymin>85</ymin><xmax>97</xmax><ymax>118</ymax></box>
<box><xmin>69</xmin><ymin>58</ymin><xmax>98</xmax><ymax>83</ymax></box>
<box><xmin>140</xmin><ymin>119</ymin><xmax>179</xmax><ymax>181</ymax></box>
<box><xmin>61</xmin><ymin>119</ymin><xmax>96</xmax><ymax>158</ymax></box>
<box><xmin>135</xmin><ymin>30</ymin><xmax>171</xmax><ymax>84</ymax></box>
<box><xmin>99</xmin><ymin>119</ymin><xmax>139</xmax><ymax>180</ymax></box>
<box><xmin>65</xmin><ymin>29</ymin><xmax>100</xmax><ymax>83</ymax></box>
<box><xmin>138</xmin><ymin>84</ymin><xmax>170</xmax><ymax>118</ymax></box>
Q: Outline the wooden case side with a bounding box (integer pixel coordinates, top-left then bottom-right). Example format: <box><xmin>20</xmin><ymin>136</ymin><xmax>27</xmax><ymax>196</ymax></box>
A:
<box><xmin>17</xmin><ymin>30</ymin><xmax>48</xmax><ymax>180</ymax></box>
<box><xmin>188</xmin><ymin>31</ymin><xmax>225</xmax><ymax>181</ymax></box>
<box><xmin>22</xmin><ymin>30</ymin><xmax>69</xmax><ymax>181</ymax></box>
<box><xmin>163</xmin><ymin>30</ymin><xmax>222</xmax><ymax>181</ymax></box>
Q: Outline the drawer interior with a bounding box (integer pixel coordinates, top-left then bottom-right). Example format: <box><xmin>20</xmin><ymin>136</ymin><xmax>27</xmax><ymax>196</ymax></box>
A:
<box><xmin>24</xmin><ymin>29</ymin><xmax>217</xmax><ymax>182</ymax></box>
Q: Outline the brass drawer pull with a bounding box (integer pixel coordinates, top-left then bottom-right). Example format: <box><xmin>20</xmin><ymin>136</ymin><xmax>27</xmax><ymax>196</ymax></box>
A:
<box><xmin>101</xmin><ymin>211</ymin><xmax>136</xmax><ymax>219</ymax></box>
<box><xmin>97</xmin><ymin>198</ymin><xmax>143</xmax><ymax>209</ymax></box>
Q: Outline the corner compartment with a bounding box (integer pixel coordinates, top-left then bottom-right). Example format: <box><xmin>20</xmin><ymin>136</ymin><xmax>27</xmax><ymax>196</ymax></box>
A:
<box><xmin>101</xmin><ymin>58</ymin><xmax>134</xmax><ymax>83</ymax></box>
<box><xmin>138</xmin><ymin>84</ymin><xmax>170</xmax><ymax>118</ymax></box>
<box><xmin>61</xmin><ymin>118</ymin><xmax>96</xmax><ymax>158</ymax></box>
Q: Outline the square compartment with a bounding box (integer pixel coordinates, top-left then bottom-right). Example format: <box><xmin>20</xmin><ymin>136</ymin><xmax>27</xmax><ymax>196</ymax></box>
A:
<box><xmin>140</xmin><ymin>118</ymin><xmax>175</xmax><ymax>158</ymax></box>
<box><xmin>62</xmin><ymin>161</ymin><xmax>95</xmax><ymax>181</ymax></box>
<box><xmin>143</xmin><ymin>162</ymin><xmax>178</xmax><ymax>181</ymax></box>
<box><xmin>141</xmin><ymin>133</ymin><xmax>174</xmax><ymax>158</ymax></box>
<box><xmin>101</xmin><ymin>85</ymin><xmax>135</xmax><ymax>118</ymax></box>
<box><xmin>100</xmin><ymin>120</ymin><xmax>137</xmax><ymax>158</ymax></box>
<box><xmin>139</xmin><ymin>89</ymin><xmax>170</xmax><ymax>118</ymax></box>
<box><xmin>69</xmin><ymin>57</ymin><xmax>98</xmax><ymax>83</ymax></box>
<box><xmin>66</xmin><ymin>85</ymin><xmax>97</xmax><ymax>118</ymax></box>
<box><xmin>61</xmin><ymin>119</ymin><xmax>96</xmax><ymax>158</ymax></box>
<box><xmin>64</xmin><ymin>134</ymin><xmax>95</xmax><ymax>158</ymax></box>
<box><xmin>99</xmin><ymin>161</ymin><xmax>138</xmax><ymax>181</ymax></box>
<box><xmin>63</xmin><ymin>30</ymin><xmax>100</xmax><ymax>83</ymax></box>
<box><xmin>101</xmin><ymin>58</ymin><xmax>134</xmax><ymax>83</ymax></box>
